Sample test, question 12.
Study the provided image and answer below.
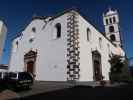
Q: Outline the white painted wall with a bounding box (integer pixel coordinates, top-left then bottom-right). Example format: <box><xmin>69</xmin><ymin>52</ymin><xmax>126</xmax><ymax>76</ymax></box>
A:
<box><xmin>9</xmin><ymin>14</ymin><xmax>69</xmax><ymax>81</ymax></box>
<box><xmin>0</xmin><ymin>21</ymin><xmax>7</xmax><ymax>63</ymax></box>
<box><xmin>103</xmin><ymin>9</ymin><xmax>121</xmax><ymax>47</ymax></box>
<box><xmin>78</xmin><ymin>14</ymin><xmax>125</xmax><ymax>81</ymax></box>
<box><xmin>9</xmin><ymin>10</ymin><xmax>125</xmax><ymax>82</ymax></box>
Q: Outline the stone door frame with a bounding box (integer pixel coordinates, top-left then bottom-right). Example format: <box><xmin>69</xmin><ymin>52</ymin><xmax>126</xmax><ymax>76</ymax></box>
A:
<box><xmin>92</xmin><ymin>50</ymin><xmax>103</xmax><ymax>81</ymax></box>
<box><xmin>24</xmin><ymin>50</ymin><xmax>37</xmax><ymax>77</ymax></box>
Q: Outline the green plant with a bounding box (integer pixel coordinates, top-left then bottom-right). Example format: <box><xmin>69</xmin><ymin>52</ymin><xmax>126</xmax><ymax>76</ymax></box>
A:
<box><xmin>109</xmin><ymin>55</ymin><xmax>132</xmax><ymax>83</ymax></box>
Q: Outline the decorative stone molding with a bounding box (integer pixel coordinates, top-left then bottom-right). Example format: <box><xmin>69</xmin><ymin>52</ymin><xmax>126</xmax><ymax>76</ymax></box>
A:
<box><xmin>24</xmin><ymin>50</ymin><xmax>37</xmax><ymax>75</ymax></box>
<box><xmin>66</xmin><ymin>11</ymin><xmax>80</xmax><ymax>81</ymax></box>
<box><xmin>92</xmin><ymin>50</ymin><xmax>103</xmax><ymax>81</ymax></box>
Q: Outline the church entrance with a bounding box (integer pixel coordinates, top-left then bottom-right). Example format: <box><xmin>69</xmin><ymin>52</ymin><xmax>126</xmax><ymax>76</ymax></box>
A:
<box><xmin>27</xmin><ymin>61</ymin><xmax>34</xmax><ymax>74</ymax></box>
<box><xmin>24</xmin><ymin>50</ymin><xmax>37</xmax><ymax>77</ymax></box>
<box><xmin>92</xmin><ymin>50</ymin><xmax>103</xmax><ymax>81</ymax></box>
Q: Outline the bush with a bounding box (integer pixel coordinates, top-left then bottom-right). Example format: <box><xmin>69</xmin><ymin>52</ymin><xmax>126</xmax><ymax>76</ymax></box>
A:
<box><xmin>109</xmin><ymin>55</ymin><xmax>132</xmax><ymax>83</ymax></box>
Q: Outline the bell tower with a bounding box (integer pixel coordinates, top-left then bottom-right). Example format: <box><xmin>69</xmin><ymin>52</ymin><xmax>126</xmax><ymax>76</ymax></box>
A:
<box><xmin>103</xmin><ymin>8</ymin><xmax>122</xmax><ymax>47</ymax></box>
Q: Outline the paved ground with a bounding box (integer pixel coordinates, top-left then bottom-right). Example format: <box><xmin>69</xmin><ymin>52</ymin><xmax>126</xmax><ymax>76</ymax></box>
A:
<box><xmin>18</xmin><ymin>83</ymin><xmax>133</xmax><ymax>100</ymax></box>
<box><xmin>16</xmin><ymin>81</ymin><xmax>127</xmax><ymax>98</ymax></box>
<box><xmin>17</xmin><ymin>81</ymin><xmax>74</xmax><ymax>98</ymax></box>
<box><xmin>1</xmin><ymin>81</ymin><xmax>130</xmax><ymax>99</ymax></box>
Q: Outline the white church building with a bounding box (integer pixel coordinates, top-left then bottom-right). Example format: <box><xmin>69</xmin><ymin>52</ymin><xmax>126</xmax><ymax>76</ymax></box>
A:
<box><xmin>0</xmin><ymin>21</ymin><xmax>7</xmax><ymax>64</ymax></box>
<box><xmin>9</xmin><ymin>8</ymin><xmax>125</xmax><ymax>82</ymax></box>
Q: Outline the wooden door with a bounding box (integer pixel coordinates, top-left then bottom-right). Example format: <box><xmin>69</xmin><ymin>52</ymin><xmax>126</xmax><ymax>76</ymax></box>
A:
<box><xmin>27</xmin><ymin>61</ymin><xmax>34</xmax><ymax>74</ymax></box>
<box><xmin>94</xmin><ymin>60</ymin><xmax>101</xmax><ymax>81</ymax></box>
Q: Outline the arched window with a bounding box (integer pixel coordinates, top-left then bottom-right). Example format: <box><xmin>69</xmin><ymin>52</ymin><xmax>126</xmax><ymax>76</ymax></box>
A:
<box><xmin>99</xmin><ymin>38</ymin><xmax>102</xmax><ymax>48</ymax></box>
<box><xmin>110</xmin><ymin>34</ymin><xmax>116</xmax><ymax>41</ymax></box>
<box><xmin>55</xmin><ymin>23</ymin><xmax>61</xmax><ymax>38</ymax></box>
<box><xmin>109</xmin><ymin>26</ymin><xmax>115</xmax><ymax>33</ymax></box>
<box><xmin>113</xmin><ymin>17</ymin><xmax>116</xmax><ymax>23</ymax></box>
<box><xmin>109</xmin><ymin>18</ymin><xmax>112</xmax><ymax>24</ymax></box>
<box><xmin>106</xmin><ymin>19</ymin><xmax>109</xmax><ymax>25</ymax></box>
<box><xmin>16</xmin><ymin>40</ymin><xmax>18</xmax><ymax>46</ymax></box>
<box><xmin>87</xmin><ymin>28</ymin><xmax>91</xmax><ymax>41</ymax></box>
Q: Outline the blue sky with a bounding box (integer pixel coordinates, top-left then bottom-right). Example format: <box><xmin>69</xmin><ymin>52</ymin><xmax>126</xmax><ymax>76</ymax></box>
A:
<box><xmin>0</xmin><ymin>0</ymin><xmax>133</xmax><ymax>64</ymax></box>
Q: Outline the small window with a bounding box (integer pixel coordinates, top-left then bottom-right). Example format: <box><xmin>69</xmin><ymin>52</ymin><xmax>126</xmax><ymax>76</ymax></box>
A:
<box><xmin>109</xmin><ymin>26</ymin><xmax>115</xmax><ymax>33</ymax></box>
<box><xmin>106</xmin><ymin>19</ymin><xmax>109</xmax><ymax>25</ymax></box>
<box><xmin>32</xmin><ymin>27</ymin><xmax>36</xmax><ymax>33</ymax></box>
<box><xmin>113</xmin><ymin>17</ymin><xmax>116</xmax><ymax>23</ymax></box>
<box><xmin>87</xmin><ymin>28</ymin><xmax>91</xmax><ymax>41</ymax></box>
<box><xmin>109</xmin><ymin>18</ymin><xmax>112</xmax><ymax>24</ymax></box>
<box><xmin>29</xmin><ymin>38</ymin><xmax>34</xmax><ymax>43</ymax></box>
<box><xmin>16</xmin><ymin>41</ymin><xmax>18</xmax><ymax>45</ymax></box>
<box><xmin>16</xmin><ymin>41</ymin><xmax>19</xmax><ymax>48</ymax></box>
<box><xmin>99</xmin><ymin>38</ymin><xmax>102</xmax><ymax>48</ymax></box>
<box><xmin>55</xmin><ymin>23</ymin><xmax>61</xmax><ymax>38</ymax></box>
<box><xmin>110</xmin><ymin>34</ymin><xmax>116</xmax><ymax>41</ymax></box>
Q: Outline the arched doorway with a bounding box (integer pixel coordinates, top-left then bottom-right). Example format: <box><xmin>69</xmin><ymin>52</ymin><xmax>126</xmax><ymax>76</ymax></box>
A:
<box><xmin>92</xmin><ymin>50</ymin><xmax>103</xmax><ymax>81</ymax></box>
<box><xmin>24</xmin><ymin>50</ymin><xmax>37</xmax><ymax>76</ymax></box>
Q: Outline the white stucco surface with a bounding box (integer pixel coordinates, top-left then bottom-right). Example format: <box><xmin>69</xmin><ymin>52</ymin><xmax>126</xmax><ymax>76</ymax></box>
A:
<box><xmin>9</xmin><ymin>9</ymin><xmax>125</xmax><ymax>81</ymax></box>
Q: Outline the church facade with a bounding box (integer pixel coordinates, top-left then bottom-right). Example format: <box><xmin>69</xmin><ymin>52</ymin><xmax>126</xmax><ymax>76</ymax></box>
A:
<box><xmin>9</xmin><ymin>8</ymin><xmax>125</xmax><ymax>82</ymax></box>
